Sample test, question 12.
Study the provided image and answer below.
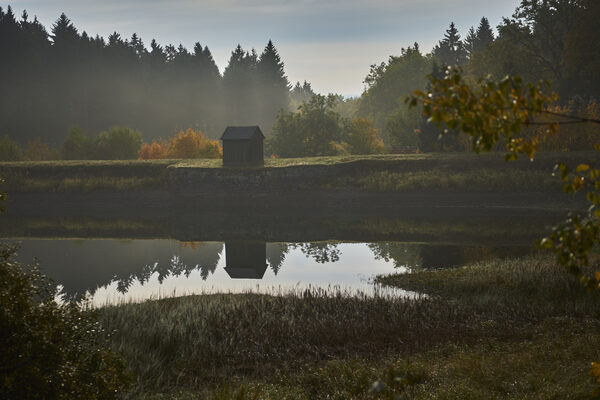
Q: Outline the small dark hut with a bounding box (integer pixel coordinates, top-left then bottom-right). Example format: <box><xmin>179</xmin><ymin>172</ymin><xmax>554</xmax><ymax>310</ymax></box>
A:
<box><xmin>224</xmin><ymin>241</ymin><xmax>268</xmax><ymax>279</ymax></box>
<box><xmin>220</xmin><ymin>126</ymin><xmax>264</xmax><ymax>166</ymax></box>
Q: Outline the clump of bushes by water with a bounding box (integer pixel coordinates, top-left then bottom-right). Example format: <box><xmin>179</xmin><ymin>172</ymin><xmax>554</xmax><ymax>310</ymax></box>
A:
<box><xmin>0</xmin><ymin>245</ymin><xmax>129</xmax><ymax>399</ymax></box>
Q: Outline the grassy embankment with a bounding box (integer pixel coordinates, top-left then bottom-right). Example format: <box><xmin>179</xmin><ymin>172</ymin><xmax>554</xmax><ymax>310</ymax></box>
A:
<box><xmin>0</xmin><ymin>159</ymin><xmax>174</xmax><ymax>192</ymax></box>
<box><xmin>0</xmin><ymin>152</ymin><xmax>594</xmax><ymax>193</ymax></box>
<box><xmin>100</xmin><ymin>253</ymin><xmax>600</xmax><ymax>399</ymax></box>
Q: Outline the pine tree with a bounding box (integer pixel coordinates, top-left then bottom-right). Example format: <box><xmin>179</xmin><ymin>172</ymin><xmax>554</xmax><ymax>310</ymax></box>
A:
<box><xmin>464</xmin><ymin>26</ymin><xmax>477</xmax><ymax>57</ymax></box>
<box><xmin>129</xmin><ymin>33</ymin><xmax>146</xmax><ymax>57</ymax></box>
<box><xmin>51</xmin><ymin>13</ymin><xmax>79</xmax><ymax>47</ymax></box>
<box><xmin>291</xmin><ymin>80</ymin><xmax>316</xmax><ymax>105</ymax></box>
<box><xmin>433</xmin><ymin>22</ymin><xmax>467</xmax><ymax>66</ymax></box>
<box><xmin>222</xmin><ymin>44</ymin><xmax>259</xmax><ymax>125</ymax></box>
<box><xmin>474</xmin><ymin>17</ymin><xmax>494</xmax><ymax>53</ymax></box>
<box><xmin>165</xmin><ymin>44</ymin><xmax>176</xmax><ymax>63</ymax></box>
<box><xmin>149</xmin><ymin>39</ymin><xmax>166</xmax><ymax>64</ymax></box>
<box><xmin>256</xmin><ymin>40</ymin><xmax>290</xmax><ymax>133</ymax></box>
<box><xmin>0</xmin><ymin>5</ymin><xmax>20</xmax><ymax>60</ymax></box>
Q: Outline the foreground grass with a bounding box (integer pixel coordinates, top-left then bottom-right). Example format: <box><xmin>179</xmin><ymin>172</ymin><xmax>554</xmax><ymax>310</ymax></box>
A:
<box><xmin>100</xmin><ymin>253</ymin><xmax>600</xmax><ymax>398</ymax></box>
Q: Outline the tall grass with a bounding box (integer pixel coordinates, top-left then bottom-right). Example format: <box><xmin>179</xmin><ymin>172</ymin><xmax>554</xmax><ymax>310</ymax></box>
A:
<box><xmin>101</xmin><ymin>289</ymin><xmax>473</xmax><ymax>391</ymax></box>
<box><xmin>100</xmin><ymin>253</ymin><xmax>600</xmax><ymax>397</ymax></box>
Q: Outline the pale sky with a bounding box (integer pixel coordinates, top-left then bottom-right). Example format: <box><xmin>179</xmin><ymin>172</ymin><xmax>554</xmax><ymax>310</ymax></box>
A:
<box><xmin>9</xmin><ymin>0</ymin><xmax>521</xmax><ymax>96</ymax></box>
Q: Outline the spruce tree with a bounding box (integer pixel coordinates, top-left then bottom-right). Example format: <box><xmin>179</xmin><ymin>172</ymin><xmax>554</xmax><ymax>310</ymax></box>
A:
<box><xmin>257</xmin><ymin>40</ymin><xmax>290</xmax><ymax>133</ymax></box>
<box><xmin>474</xmin><ymin>17</ymin><xmax>494</xmax><ymax>53</ymax></box>
<box><xmin>433</xmin><ymin>22</ymin><xmax>467</xmax><ymax>66</ymax></box>
<box><xmin>129</xmin><ymin>33</ymin><xmax>146</xmax><ymax>57</ymax></box>
<box><xmin>464</xmin><ymin>26</ymin><xmax>477</xmax><ymax>57</ymax></box>
<box><xmin>222</xmin><ymin>44</ymin><xmax>259</xmax><ymax>125</ymax></box>
<box><xmin>51</xmin><ymin>13</ymin><xmax>79</xmax><ymax>47</ymax></box>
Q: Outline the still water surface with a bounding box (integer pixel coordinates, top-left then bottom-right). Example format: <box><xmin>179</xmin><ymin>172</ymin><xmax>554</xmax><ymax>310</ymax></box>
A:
<box><xmin>9</xmin><ymin>238</ymin><xmax>532</xmax><ymax>305</ymax></box>
<box><xmin>2</xmin><ymin>211</ymin><xmax>562</xmax><ymax>305</ymax></box>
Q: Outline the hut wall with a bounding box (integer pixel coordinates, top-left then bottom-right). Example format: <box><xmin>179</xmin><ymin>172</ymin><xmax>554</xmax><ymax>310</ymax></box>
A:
<box><xmin>222</xmin><ymin>137</ymin><xmax>264</xmax><ymax>166</ymax></box>
<box><xmin>225</xmin><ymin>240</ymin><xmax>267</xmax><ymax>268</ymax></box>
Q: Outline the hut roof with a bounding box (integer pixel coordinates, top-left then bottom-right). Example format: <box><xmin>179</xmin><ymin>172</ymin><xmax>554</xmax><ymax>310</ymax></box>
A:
<box><xmin>224</xmin><ymin>265</ymin><xmax>268</xmax><ymax>279</ymax></box>
<box><xmin>220</xmin><ymin>126</ymin><xmax>264</xmax><ymax>141</ymax></box>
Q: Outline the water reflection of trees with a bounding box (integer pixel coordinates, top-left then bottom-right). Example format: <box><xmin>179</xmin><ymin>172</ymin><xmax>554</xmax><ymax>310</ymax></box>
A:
<box><xmin>369</xmin><ymin>243</ymin><xmax>532</xmax><ymax>271</ymax></box>
<box><xmin>266</xmin><ymin>243</ymin><xmax>288</xmax><ymax>275</ymax></box>
<box><xmin>288</xmin><ymin>242</ymin><xmax>341</xmax><ymax>263</ymax></box>
<box><xmin>368</xmin><ymin>243</ymin><xmax>423</xmax><ymax>269</ymax></box>
<box><xmin>115</xmin><ymin>242</ymin><xmax>221</xmax><ymax>294</ymax></box>
<box><xmin>17</xmin><ymin>238</ymin><xmax>535</xmax><ymax>300</ymax></box>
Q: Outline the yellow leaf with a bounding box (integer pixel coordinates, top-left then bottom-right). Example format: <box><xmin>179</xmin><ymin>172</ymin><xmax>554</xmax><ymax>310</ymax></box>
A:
<box><xmin>576</xmin><ymin>164</ymin><xmax>590</xmax><ymax>172</ymax></box>
<box><xmin>591</xmin><ymin>361</ymin><xmax>600</xmax><ymax>377</ymax></box>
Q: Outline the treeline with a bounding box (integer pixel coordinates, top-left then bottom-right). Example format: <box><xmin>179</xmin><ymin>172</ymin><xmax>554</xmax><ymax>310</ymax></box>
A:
<box><xmin>0</xmin><ymin>6</ymin><xmax>296</xmax><ymax>145</ymax></box>
<box><xmin>358</xmin><ymin>0</ymin><xmax>600</xmax><ymax>152</ymax></box>
<box><xmin>2</xmin><ymin>1</ymin><xmax>598</xmax><ymax>159</ymax></box>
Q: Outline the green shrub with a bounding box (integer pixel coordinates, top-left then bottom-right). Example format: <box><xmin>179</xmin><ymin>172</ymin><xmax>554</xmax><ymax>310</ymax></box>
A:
<box><xmin>0</xmin><ymin>245</ymin><xmax>129</xmax><ymax>399</ymax></box>
<box><xmin>62</xmin><ymin>126</ymin><xmax>92</xmax><ymax>160</ymax></box>
<box><xmin>0</xmin><ymin>135</ymin><xmax>24</xmax><ymax>161</ymax></box>
<box><xmin>94</xmin><ymin>126</ymin><xmax>142</xmax><ymax>160</ymax></box>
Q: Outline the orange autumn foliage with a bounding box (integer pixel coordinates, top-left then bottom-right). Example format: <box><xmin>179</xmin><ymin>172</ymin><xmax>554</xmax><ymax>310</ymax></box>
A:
<box><xmin>138</xmin><ymin>129</ymin><xmax>222</xmax><ymax>160</ymax></box>
<box><xmin>138</xmin><ymin>139</ymin><xmax>169</xmax><ymax>160</ymax></box>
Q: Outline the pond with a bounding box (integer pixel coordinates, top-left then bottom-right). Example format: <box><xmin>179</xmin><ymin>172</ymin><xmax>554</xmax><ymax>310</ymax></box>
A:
<box><xmin>1</xmin><ymin>211</ymin><xmax>561</xmax><ymax>306</ymax></box>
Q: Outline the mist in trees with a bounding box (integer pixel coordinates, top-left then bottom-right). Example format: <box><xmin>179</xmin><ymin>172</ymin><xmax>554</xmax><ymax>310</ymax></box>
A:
<box><xmin>0</xmin><ymin>7</ymin><xmax>291</xmax><ymax>147</ymax></box>
<box><xmin>1</xmin><ymin>1</ymin><xmax>598</xmax><ymax>158</ymax></box>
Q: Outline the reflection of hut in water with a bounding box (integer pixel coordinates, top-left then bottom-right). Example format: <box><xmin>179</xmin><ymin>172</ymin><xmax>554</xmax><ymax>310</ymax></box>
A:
<box><xmin>224</xmin><ymin>241</ymin><xmax>268</xmax><ymax>279</ymax></box>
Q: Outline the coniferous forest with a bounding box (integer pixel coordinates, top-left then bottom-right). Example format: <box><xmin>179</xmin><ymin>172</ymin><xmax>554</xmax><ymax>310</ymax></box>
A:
<box><xmin>0</xmin><ymin>7</ymin><xmax>291</xmax><ymax>145</ymax></box>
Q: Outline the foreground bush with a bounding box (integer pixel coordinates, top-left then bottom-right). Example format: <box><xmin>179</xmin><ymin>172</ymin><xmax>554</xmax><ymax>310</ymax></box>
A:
<box><xmin>0</xmin><ymin>245</ymin><xmax>129</xmax><ymax>399</ymax></box>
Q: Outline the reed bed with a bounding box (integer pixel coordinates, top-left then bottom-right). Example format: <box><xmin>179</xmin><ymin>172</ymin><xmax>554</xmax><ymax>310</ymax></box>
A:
<box><xmin>101</xmin><ymin>288</ymin><xmax>476</xmax><ymax>392</ymax></box>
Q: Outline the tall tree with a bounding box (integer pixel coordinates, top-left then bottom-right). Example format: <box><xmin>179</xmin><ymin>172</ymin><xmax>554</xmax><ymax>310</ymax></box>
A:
<box><xmin>433</xmin><ymin>22</ymin><xmax>467</xmax><ymax>67</ymax></box>
<box><xmin>563</xmin><ymin>0</ymin><xmax>600</xmax><ymax>98</ymax></box>
<box><xmin>499</xmin><ymin>0</ymin><xmax>582</xmax><ymax>97</ymax></box>
<box><xmin>464</xmin><ymin>26</ymin><xmax>477</xmax><ymax>57</ymax></box>
<box><xmin>270</xmin><ymin>95</ymin><xmax>343</xmax><ymax>157</ymax></box>
<box><xmin>256</xmin><ymin>40</ymin><xmax>290</xmax><ymax>134</ymax></box>
<box><xmin>222</xmin><ymin>44</ymin><xmax>259</xmax><ymax>125</ymax></box>
<box><xmin>358</xmin><ymin>43</ymin><xmax>433</xmax><ymax>145</ymax></box>
<box><xmin>474</xmin><ymin>17</ymin><xmax>495</xmax><ymax>53</ymax></box>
